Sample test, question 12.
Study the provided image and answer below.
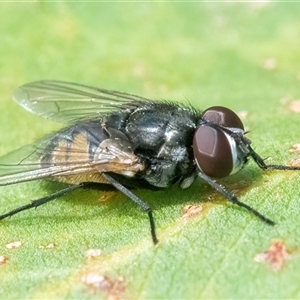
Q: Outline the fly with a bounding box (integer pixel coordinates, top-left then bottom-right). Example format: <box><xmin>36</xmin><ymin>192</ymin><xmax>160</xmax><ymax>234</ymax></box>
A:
<box><xmin>0</xmin><ymin>80</ymin><xmax>299</xmax><ymax>245</ymax></box>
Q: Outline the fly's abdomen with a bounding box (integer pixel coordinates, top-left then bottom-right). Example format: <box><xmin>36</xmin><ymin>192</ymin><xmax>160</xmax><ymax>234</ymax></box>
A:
<box><xmin>40</xmin><ymin>120</ymin><xmax>144</xmax><ymax>184</ymax></box>
<box><xmin>41</xmin><ymin>121</ymin><xmax>109</xmax><ymax>166</ymax></box>
<box><xmin>39</xmin><ymin>122</ymin><xmax>109</xmax><ymax>184</ymax></box>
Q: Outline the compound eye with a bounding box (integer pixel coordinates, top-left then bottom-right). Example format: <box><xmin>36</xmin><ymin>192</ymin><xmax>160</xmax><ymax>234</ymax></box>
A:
<box><xmin>202</xmin><ymin>106</ymin><xmax>244</xmax><ymax>130</ymax></box>
<box><xmin>193</xmin><ymin>126</ymin><xmax>233</xmax><ymax>178</ymax></box>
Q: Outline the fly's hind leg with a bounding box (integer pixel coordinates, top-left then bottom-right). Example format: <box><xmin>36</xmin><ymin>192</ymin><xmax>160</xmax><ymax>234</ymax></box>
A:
<box><xmin>0</xmin><ymin>179</ymin><xmax>159</xmax><ymax>245</ymax></box>
<box><xmin>0</xmin><ymin>184</ymin><xmax>85</xmax><ymax>220</ymax></box>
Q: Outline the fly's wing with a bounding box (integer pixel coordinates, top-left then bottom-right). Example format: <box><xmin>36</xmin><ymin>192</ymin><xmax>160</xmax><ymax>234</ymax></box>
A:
<box><xmin>0</xmin><ymin>137</ymin><xmax>65</xmax><ymax>186</ymax></box>
<box><xmin>13</xmin><ymin>80</ymin><xmax>151</xmax><ymax>123</ymax></box>
<box><xmin>0</xmin><ymin>145</ymin><xmax>65</xmax><ymax>186</ymax></box>
<box><xmin>1</xmin><ymin>81</ymin><xmax>147</xmax><ymax>186</ymax></box>
<box><xmin>0</xmin><ymin>128</ymin><xmax>144</xmax><ymax>186</ymax></box>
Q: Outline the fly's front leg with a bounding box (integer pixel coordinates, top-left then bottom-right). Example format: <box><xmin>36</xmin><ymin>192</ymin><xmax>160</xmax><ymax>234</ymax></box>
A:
<box><xmin>198</xmin><ymin>172</ymin><xmax>275</xmax><ymax>225</ymax></box>
<box><xmin>249</xmin><ymin>146</ymin><xmax>300</xmax><ymax>171</ymax></box>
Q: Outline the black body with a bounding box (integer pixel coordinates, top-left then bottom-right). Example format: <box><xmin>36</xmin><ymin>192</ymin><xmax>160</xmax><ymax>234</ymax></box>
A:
<box><xmin>42</xmin><ymin>101</ymin><xmax>200</xmax><ymax>189</ymax></box>
<box><xmin>123</xmin><ymin>102</ymin><xmax>199</xmax><ymax>187</ymax></box>
<box><xmin>1</xmin><ymin>80</ymin><xmax>300</xmax><ymax>245</ymax></box>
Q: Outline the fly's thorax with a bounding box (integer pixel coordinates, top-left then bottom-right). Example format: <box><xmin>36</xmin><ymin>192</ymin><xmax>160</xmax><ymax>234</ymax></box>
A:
<box><xmin>124</xmin><ymin>103</ymin><xmax>198</xmax><ymax>150</ymax></box>
<box><xmin>124</xmin><ymin>103</ymin><xmax>199</xmax><ymax>188</ymax></box>
<box><xmin>103</xmin><ymin>110</ymin><xmax>132</xmax><ymax>131</ymax></box>
<box><xmin>125</xmin><ymin>108</ymin><xmax>168</xmax><ymax>150</ymax></box>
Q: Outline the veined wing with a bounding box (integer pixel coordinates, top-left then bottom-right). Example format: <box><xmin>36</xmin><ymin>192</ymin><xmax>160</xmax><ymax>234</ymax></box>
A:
<box><xmin>0</xmin><ymin>138</ymin><xmax>69</xmax><ymax>186</ymax></box>
<box><xmin>0</xmin><ymin>130</ymin><xmax>144</xmax><ymax>186</ymax></box>
<box><xmin>13</xmin><ymin>80</ymin><xmax>151</xmax><ymax>123</ymax></box>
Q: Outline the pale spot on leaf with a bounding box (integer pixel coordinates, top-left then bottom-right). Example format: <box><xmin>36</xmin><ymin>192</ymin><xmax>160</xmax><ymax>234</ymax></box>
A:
<box><xmin>0</xmin><ymin>255</ymin><xmax>8</xmax><ymax>265</ymax></box>
<box><xmin>288</xmin><ymin>100</ymin><xmax>300</xmax><ymax>113</ymax></box>
<box><xmin>254</xmin><ymin>240</ymin><xmax>292</xmax><ymax>271</ymax></box>
<box><xmin>85</xmin><ymin>248</ymin><xmax>102</xmax><ymax>260</ymax></box>
<box><xmin>6</xmin><ymin>241</ymin><xmax>22</xmax><ymax>249</ymax></box>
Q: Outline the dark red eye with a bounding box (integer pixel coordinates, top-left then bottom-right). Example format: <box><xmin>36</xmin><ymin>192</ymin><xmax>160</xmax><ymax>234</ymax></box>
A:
<box><xmin>193</xmin><ymin>126</ymin><xmax>233</xmax><ymax>178</ymax></box>
<box><xmin>202</xmin><ymin>106</ymin><xmax>244</xmax><ymax>130</ymax></box>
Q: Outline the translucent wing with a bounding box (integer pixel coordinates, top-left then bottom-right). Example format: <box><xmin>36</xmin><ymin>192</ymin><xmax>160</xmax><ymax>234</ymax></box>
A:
<box><xmin>0</xmin><ymin>141</ymin><xmax>60</xmax><ymax>186</ymax></box>
<box><xmin>13</xmin><ymin>80</ymin><xmax>151</xmax><ymax>123</ymax></box>
<box><xmin>0</xmin><ymin>129</ymin><xmax>144</xmax><ymax>186</ymax></box>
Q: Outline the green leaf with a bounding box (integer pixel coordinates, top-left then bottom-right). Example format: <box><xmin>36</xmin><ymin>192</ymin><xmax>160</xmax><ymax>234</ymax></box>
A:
<box><xmin>1</xmin><ymin>3</ymin><xmax>300</xmax><ymax>299</ymax></box>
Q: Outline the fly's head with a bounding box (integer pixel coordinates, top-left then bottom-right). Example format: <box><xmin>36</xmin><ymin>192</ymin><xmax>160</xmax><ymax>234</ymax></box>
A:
<box><xmin>193</xmin><ymin>106</ymin><xmax>251</xmax><ymax>178</ymax></box>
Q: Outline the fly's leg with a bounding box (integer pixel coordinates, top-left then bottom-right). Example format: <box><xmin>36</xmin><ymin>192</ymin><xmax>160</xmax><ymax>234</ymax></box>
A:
<box><xmin>102</xmin><ymin>173</ymin><xmax>158</xmax><ymax>245</ymax></box>
<box><xmin>250</xmin><ymin>146</ymin><xmax>300</xmax><ymax>171</ymax></box>
<box><xmin>0</xmin><ymin>184</ymin><xmax>84</xmax><ymax>220</ymax></box>
<box><xmin>0</xmin><ymin>179</ymin><xmax>158</xmax><ymax>245</ymax></box>
<box><xmin>198</xmin><ymin>172</ymin><xmax>276</xmax><ymax>225</ymax></box>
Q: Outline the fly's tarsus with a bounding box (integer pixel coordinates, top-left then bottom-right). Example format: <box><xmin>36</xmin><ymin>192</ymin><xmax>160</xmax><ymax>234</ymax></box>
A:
<box><xmin>250</xmin><ymin>146</ymin><xmax>300</xmax><ymax>171</ymax></box>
